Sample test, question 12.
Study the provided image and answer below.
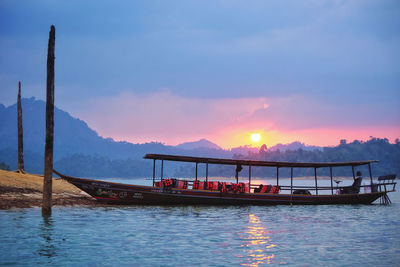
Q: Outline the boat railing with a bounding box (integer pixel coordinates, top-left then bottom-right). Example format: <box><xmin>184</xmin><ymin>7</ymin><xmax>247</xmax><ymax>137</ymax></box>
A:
<box><xmin>376</xmin><ymin>174</ymin><xmax>397</xmax><ymax>193</ymax></box>
<box><xmin>275</xmin><ymin>182</ymin><xmax>396</xmax><ymax>195</ymax></box>
<box><xmin>153</xmin><ymin>177</ymin><xmax>396</xmax><ymax>195</ymax></box>
<box><xmin>145</xmin><ymin>154</ymin><xmax>400</xmax><ymax>197</ymax></box>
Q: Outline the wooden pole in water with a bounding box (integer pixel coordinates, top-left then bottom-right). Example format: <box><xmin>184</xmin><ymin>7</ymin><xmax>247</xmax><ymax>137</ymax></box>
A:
<box><xmin>17</xmin><ymin>81</ymin><xmax>24</xmax><ymax>173</ymax></box>
<box><xmin>42</xmin><ymin>25</ymin><xmax>55</xmax><ymax>216</ymax></box>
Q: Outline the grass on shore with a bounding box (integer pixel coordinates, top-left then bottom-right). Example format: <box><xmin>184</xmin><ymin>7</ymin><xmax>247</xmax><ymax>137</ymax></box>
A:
<box><xmin>0</xmin><ymin>169</ymin><xmax>98</xmax><ymax>209</ymax></box>
<box><xmin>0</xmin><ymin>169</ymin><xmax>81</xmax><ymax>194</ymax></box>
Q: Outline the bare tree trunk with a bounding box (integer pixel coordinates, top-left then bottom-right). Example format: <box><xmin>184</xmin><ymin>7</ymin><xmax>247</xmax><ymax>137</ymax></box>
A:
<box><xmin>43</xmin><ymin>25</ymin><xmax>55</xmax><ymax>216</ymax></box>
<box><xmin>17</xmin><ymin>81</ymin><xmax>24</xmax><ymax>173</ymax></box>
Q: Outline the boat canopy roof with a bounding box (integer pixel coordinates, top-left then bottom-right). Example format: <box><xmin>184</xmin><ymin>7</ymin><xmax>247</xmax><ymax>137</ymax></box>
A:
<box><xmin>144</xmin><ymin>154</ymin><xmax>378</xmax><ymax>168</ymax></box>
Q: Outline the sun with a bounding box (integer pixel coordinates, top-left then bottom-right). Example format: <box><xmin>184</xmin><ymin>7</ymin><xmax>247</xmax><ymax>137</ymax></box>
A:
<box><xmin>251</xmin><ymin>133</ymin><xmax>261</xmax><ymax>143</ymax></box>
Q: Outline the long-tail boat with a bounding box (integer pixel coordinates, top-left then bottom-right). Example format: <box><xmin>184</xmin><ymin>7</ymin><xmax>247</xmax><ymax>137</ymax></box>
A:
<box><xmin>54</xmin><ymin>154</ymin><xmax>396</xmax><ymax>205</ymax></box>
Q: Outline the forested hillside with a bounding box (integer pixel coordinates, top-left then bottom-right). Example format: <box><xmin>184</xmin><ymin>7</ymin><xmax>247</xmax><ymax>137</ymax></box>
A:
<box><xmin>1</xmin><ymin>98</ymin><xmax>398</xmax><ymax>178</ymax></box>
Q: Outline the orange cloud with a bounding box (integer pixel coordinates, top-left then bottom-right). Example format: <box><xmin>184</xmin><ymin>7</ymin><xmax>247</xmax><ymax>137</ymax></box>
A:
<box><xmin>73</xmin><ymin>90</ymin><xmax>269</xmax><ymax>145</ymax></box>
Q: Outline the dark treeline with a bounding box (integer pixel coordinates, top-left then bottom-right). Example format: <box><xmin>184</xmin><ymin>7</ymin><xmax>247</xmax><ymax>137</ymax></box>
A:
<box><xmin>0</xmin><ymin>137</ymin><xmax>398</xmax><ymax>179</ymax></box>
<box><xmin>167</xmin><ymin>138</ymin><xmax>400</xmax><ymax>179</ymax></box>
<box><xmin>0</xmin><ymin>149</ymin><xmax>151</xmax><ymax>178</ymax></box>
<box><xmin>232</xmin><ymin>138</ymin><xmax>400</xmax><ymax>178</ymax></box>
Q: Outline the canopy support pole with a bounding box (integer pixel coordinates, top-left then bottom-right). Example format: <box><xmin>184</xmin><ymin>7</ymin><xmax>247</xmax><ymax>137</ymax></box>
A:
<box><xmin>330</xmin><ymin>167</ymin><xmax>333</xmax><ymax>195</ymax></box>
<box><xmin>314</xmin><ymin>167</ymin><xmax>318</xmax><ymax>195</ymax></box>
<box><xmin>161</xmin><ymin>160</ymin><xmax>164</xmax><ymax>180</ymax></box>
<box><xmin>276</xmin><ymin>167</ymin><xmax>279</xmax><ymax>186</ymax></box>
<box><xmin>206</xmin><ymin>162</ymin><xmax>208</xmax><ymax>183</ymax></box>
<box><xmin>290</xmin><ymin>167</ymin><xmax>293</xmax><ymax>194</ymax></box>
<box><xmin>152</xmin><ymin>159</ymin><xmax>156</xmax><ymax>186</ymax></box>
<box><xmin>249</xmin><ymin>165</ymin><xmax>252</xmax><ymax>192</ymax></box>
<box><xmin>195</xmin><ymin>162</ymin><xmax>198</xmax><ymax>181</ymax></box>
<box><xmin>368</xmin><ymin>163</ymin><xmax>373</xmax><ymax>185</ymax></box>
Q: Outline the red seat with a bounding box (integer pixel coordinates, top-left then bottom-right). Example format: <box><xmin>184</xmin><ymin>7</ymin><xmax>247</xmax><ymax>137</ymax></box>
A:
<box><xmin>271</xmin><ymin>186</ymin><xmax>280</xmax><ymax>194</ymax></box>
<box><xmin>163</xmin><ymin>179</ymin><xmax>173</xmax><ymax>187</ymax></box>
<box><xmin>259</xmin><ymin>185</ymin><xmax>272</xmax><ymax>193</ymax></box>
<box><xmin>207</xmin><ymin>181</ymin><xmax>218</xmax><ymax>190</ymax></box>
<box><xmin>219</xmin><ymin>182</ymin><xmax>227</xmax><ymax>192</ymax></box>
<box><xmin>244</xmin><ymin>183</ymin><xmax>250</xmax><ymax>193</ymax></box>
<box><xmin>193</xmin><ymin>180</ymin><xmax>205</xmax><ymax>190</ymax></box>
<box><xmin>231</xmin><ymin>183</ymin><xmax>245</xmax><ymax>193</ymax></box>
<box><xmin>176</xmin><ymin>180</ymin><xmax>188</xmax><ymax>189</ymax></box>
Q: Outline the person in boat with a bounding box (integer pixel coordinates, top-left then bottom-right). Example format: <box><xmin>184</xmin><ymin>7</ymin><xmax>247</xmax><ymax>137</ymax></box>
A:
<box><xmin>340</xmin><ymin>171</ymin><xmax>363</xmax><ymax>194</ymax></box>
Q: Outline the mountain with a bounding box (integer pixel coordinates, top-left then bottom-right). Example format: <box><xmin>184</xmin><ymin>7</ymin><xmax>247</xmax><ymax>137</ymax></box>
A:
<box><xmin>176</xmin><ymin>139</ymin><xmax>222</xmax><ymax>150</ymax></box>
<box><xmin>0</xmin><ymin>97</ymin><xmax>182</xmax><ymax>159</ymax></box>
<box><xmin>0</xmin><ymin>98</ymin><xmax>232</xmax><ymax>175</ymax></box>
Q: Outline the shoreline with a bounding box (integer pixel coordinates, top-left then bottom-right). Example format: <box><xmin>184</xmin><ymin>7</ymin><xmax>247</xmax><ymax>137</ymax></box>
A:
<box><xmin>0</xmin><ymin>169</ymin><xmax>98</xmax><ymax>209</ymax></box>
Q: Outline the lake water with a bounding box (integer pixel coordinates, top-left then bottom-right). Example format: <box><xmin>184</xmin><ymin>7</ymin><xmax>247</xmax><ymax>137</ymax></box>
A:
<box><xmin>1</xmin><ymin>178</ymin><xmax>399</xmax><ymax>266</ymax></box>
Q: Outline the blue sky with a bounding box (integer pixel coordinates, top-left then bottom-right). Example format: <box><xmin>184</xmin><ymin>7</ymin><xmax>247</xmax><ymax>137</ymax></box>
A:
<box><xmin>1</xmin><ymin>0</ymin><xmax>399</xmax><ymax>147</ymax></box>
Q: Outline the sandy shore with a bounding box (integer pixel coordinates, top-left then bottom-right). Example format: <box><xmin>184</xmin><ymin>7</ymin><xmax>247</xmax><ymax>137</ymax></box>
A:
<box><xmin>0</xmin><ymin>169</ymin><xmax>98</xmax><ymax>209</ymax></box>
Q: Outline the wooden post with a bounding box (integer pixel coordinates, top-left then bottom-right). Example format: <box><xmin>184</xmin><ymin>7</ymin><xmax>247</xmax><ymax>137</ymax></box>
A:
<box><xmin>17</xmin><ymin>81</ymin><xmax>24</xmax><ymax>172</ymax></box>
<box><xmin>42</xmin><ymin>25</ymin><xmax>55</xmax><ymax>216</ymax></box>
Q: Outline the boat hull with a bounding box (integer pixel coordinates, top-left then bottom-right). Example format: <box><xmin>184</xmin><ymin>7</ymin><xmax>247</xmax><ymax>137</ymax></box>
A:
<box><xmin>61</xmin><ymin>176</ymin><xmax>385</xmax><ymax>205</ymax></box>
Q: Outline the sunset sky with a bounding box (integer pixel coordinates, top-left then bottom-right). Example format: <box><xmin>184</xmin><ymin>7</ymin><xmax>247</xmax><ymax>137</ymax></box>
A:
<box><xmin>1</xmin><ymin>1</ymin><xmax>399</xmax><ymax>148</ymax></box>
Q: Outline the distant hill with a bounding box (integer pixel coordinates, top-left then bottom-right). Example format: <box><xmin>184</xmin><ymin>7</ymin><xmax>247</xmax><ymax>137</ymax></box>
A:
<box><xmin>269</xmin><ymin>141</ymin><xmax>322</xmax><ymax>152</ymax></box>
<box><xmin>176</xmin><ymin>139</ymin><xmax>222</xmax><ymax>150</ymax></box>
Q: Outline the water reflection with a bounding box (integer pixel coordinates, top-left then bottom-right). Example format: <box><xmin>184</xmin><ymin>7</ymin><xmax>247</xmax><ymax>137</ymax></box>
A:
<box><xmin>38</xmin><ymin>216</ymin><xmax>57</xmax><ymax>259</ymax></box>
<box><xmin>238</xmin><ymin>214</ymin><xmax>276</xmax><ymax>266</ymax></box>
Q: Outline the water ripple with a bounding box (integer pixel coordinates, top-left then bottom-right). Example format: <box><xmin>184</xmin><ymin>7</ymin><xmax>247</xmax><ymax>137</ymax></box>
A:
<box><xmin>0</xmin><ymin>192</ymin><xmax>399</xmax><ymax>266</ymax></box>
